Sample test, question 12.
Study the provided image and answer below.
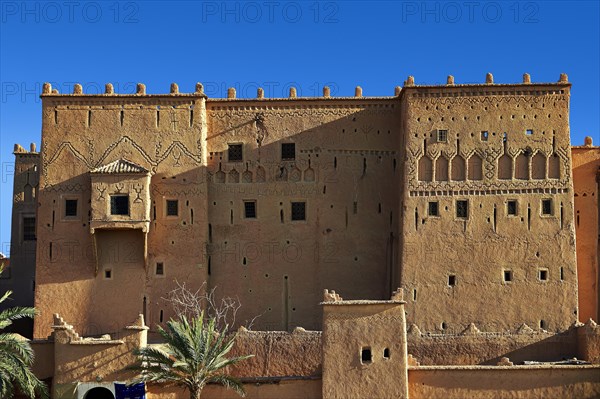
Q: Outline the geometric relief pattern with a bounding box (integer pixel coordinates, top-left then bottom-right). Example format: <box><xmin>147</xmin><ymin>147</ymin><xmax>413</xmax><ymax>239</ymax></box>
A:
<box><xmin>43</xmin><ymin>136</ymin><xmax>203</xmax><ymax>188</ymax></box>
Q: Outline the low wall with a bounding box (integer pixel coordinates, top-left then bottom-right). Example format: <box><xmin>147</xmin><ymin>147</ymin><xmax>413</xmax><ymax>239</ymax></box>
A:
<box><xmin>146</xmin><ymin>378</ymin><xmax>322</xmax><ymax>399</ymax></box>
<box><xmin>228</xmin><ymin>329</ymin><xmax>322</xmax><ymax>378</ymax></box>
<box><xmin>408</xmin><ymin>365</ymin><xmax>600</xmax><ymax>399</ymax></box>
<box><xmin>30</xmin><ymin>339</ymin><xmax>54</xmax><ymax>380</ymax></box>
<box><xmin>407</xmin><ymin>329</ymin><xmax>578</xmax><ymax>365</ymax></box>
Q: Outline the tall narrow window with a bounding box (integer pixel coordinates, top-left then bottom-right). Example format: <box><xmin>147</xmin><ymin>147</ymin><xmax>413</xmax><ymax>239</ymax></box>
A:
<box><xmin>228</xmin><ymin>144</ymin><xmax>243</xmax><ymax>162</ymax></box>
<box><xmin>361</xmin><ymin>347</ymin><xmax>372</xmax><ymax>364</ymax></box>
<box><xmin>507</xmin><ymin>200</ymin><xmax>518</xmax><ymax>216</ymax></box>
<box><xmin>65</xmin><ymin>199</ymin><xmax>78</xmax><ymax>217</ymax></box>
<box><xmin>156</xmin><ymin>262</ymin><xmax>164</xmax><ymax>276</ymax></box>
<box><xmin>541</xmin><ymin>199</ymin><xmax>552</xmax><ymax>215</ymax></box>
<box><xmin>166</xmin><ymin>200</ymin><xmax>179</xmax><ymax>217</ymax></box>
<box><xmin>503</xmin><ymin>270</ymin><xmax>513</xmax><ymax>283</ymax></box>
<box><xmin>281</xmin><ymin>143</ymin><xmax>296</xmax><ymax>160</ymax></box>
<box><xmin>110</xmin><ymin>195</ymin><xmax>129</xmax><ymax>215</ymax></box>
<box><xmin>448</xmin><ymin>275</ymin><xmax>457</xmax><ymax>286</ymax></box>
<box><xmin>291</xmin><ymin>202</ymin><xmax>306</xmax><ymax>221</ymax></box>
<box><xmin>23</xmin><ymin>217</ymin><xmax>36</xmax><ymax>241</ymax></box>
<box><xmin>244</xmin><ymin>201</ymin><xmax>257</xmax><ymax>219</ymax></box>
<box><xmin>456</xmin><ymin>200</ymin><xmax>468</xmax><ymax>219</ymax></box>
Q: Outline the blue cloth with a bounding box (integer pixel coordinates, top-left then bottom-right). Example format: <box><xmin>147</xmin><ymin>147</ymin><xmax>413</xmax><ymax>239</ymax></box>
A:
<box><xmin>114</xmin><ymin>382</ymin><xmax>145</xmax><ymax>399</ymax></box>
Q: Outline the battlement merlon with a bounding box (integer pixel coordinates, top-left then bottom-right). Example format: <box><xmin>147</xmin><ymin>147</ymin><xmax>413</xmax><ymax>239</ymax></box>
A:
<box><xmin>13</xmin><ymin>143</ymin><xmax>39</xmax><ymax>155</ymax></box>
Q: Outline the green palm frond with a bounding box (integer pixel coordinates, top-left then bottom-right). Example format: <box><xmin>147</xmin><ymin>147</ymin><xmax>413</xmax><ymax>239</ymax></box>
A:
<box><xmin>131</xmin><ymin>312</ymin><xmax>253</xmax><ymax>399</ymax></box>
<box><xmin>0</xmin><ymin>287</ymin><xmax>49</xmax><ymax>399</ymax></box>
<box><xmin>0</xmin><ymin>307</ymin><xmax>38</xmax><ymax>330</ymax></box>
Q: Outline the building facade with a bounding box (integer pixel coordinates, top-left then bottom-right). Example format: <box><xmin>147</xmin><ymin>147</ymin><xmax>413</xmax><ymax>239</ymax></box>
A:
<box><xmin>6</xmin><ymin>73</ymin><xmax>593</xmax><ymax>341</ymax></box>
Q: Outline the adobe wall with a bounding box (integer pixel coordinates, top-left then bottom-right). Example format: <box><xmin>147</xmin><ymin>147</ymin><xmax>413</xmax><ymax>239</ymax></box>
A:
<box><xmin>51</xmin><ymin>314</ymin><xmax>146</xmax><ymax>387</ymax></box>
<box><xmin>205</xmin><ymin>97</ymin><xmax>400</xmax><ymax>331</ymax></box>
<box><xmin>407</xmin><ymin>325</ymin><xmax>579</xmax><ymax>365</ymax></box>
<box><xmin>0</xmin><ymin>145</ymin><xmax>39</xmax><ymax>337</ymax></box>
<box><xmin>399</xmin><ymin>75</ymin><xmax>579</xmax><ymax>332</ymax></box>
<box><xmin>227</xmin><ymin>329</ymin><xmax>321</xmax><ymax>377</ymax></box>
<box><xmin>408</xmin><ymin>365</ymin><xmax>600</xmax><ymax>399</ymax></box>
<box><xmin>34</xmin><ymin>84</ymin><xmax>209</xmax><ymax>339</ymax></box>
<box><xmin>572</xmin><ymin>139</ymin><xmax>600</xmax><ymax>322</ymax></box>
<box><xmin>146</xmin><ymin>379</ymin><xmax>322</xmax><ymax>399</ymax></box>
<box><xmin>578</xmin><ymin>319</ymin><xmax>600</xmax><ymax>364</ymax></box>
<box><xmin>321</xmin><ymin>291</ymin><xmax>409</xmax><ymax>399</ymax></box>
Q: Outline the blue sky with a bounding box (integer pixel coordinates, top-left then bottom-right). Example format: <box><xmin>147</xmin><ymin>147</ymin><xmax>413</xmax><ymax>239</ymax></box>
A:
<box><xmin>0</xmin><ymin>0</ymin><xmax>599</xmax><ymax>249</ymax></box>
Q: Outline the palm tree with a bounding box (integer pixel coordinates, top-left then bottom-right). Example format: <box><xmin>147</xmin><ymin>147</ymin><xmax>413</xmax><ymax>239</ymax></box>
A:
<box><xmin>131</xmin><ymin>312</ymin><xmax>253</xmax><ymax>399</ymax></box>
<box><xmin>0</xmin><ymin>265</ymin><xmax>49</xmax><ymax>398</ymax></box>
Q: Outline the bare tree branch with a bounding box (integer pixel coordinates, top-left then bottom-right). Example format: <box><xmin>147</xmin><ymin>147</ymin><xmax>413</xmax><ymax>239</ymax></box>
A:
<box><xmin>163</xmin><ymin>281</ymin><xmax>261</xmax><ymax>332</ymax></box>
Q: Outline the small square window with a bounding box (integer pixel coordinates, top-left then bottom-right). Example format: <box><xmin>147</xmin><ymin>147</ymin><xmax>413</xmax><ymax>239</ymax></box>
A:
<box><xmin>507</xmin><ymin>200</ymin><xmax>518</xmax><ymax>216</ymax></box>
<box><xmin>23</xmin><ymin>217</ymin><xmax>36</xmax><ymax>241</ymax></box>
<box><xmin>448</xmin><ymin>275</ymin><xmax>457</xmax><ymax>286</ymax></box>
<box><xmin>104</xmin><ymin>269</ymin><xmax>112</xmax><ymax>279</ymax></box>
<box><xmin>383</xmin><ymin>348</ymin><xmax>390</xmax><ymax>359</ymax></box>
<box><xmin>437</xmin><ymin>129</ymin><xmax>448</xmax><ymax>142</ymax></box>
<box><xmin>456</xmin><ymin>200</ymin><xmax>468</xmax><ymax>219</ymax></box>
<box><xmin>228</xmin><ymin>144</ymin><xmax>243</xmax><ymax>162</ymax></box>
<box><xmin>244</xmin><ymin>201</ymin><xmax>257</xmax><ymax>219</ymax></box>
<box><xmin>281</xmin><ymin>143</ymin><xmax>296</xmax><ymax>160</ymax></box>
<box><xmin>156</xmin><ymin>262</ymin><xmax>164</xmax><ymax>276</ymax></box>
<box><xmin>481</xmin><ymin>131</ymin><xmax>489</xmax><ymax>141</ymax></box>
<box><xmin>526</xmin><ymin>129</ymin><xmax>533</xmax><ymax>136</ymax></box>
<box><xmin>539</xmin><ymin>269</ymin><xmax>548</xmax><ymax>281</ymax></box>
<box><xmin>110</xmin><ymin>195</ymin><xmax>129</xmax><ymax>215</ymax></box>
<box><xmin>503</xmin><ymin>270</ymin><xmax>513</xmax><ymax>283</ymax></box>
<box><xmin>166</xmin><ymin>200</ymin><xmax>178</xmax><ymax>217</ymax></box>
<box><xmin>428</xmin><ymin>201</ymin><xmax>439</xmax><ymax>217</ymax></box>
<box><xmin>541</xmin><ymin>199</ymin><xmax>552</xmax><ymax>215</ymax></box>
<box><xmin>65</xmin><ymin>199</ymin><xmax>78</xmax><ymax>217</ymax></box>
<box><xmin>361</xmin><ymin>347</ymin><xmax>372</xmax><ymax>364</ymax></box>
<box><xmin>291</xmin><ymin>202</ymin><xmax>306</xmax><ymax>221</ymax></box>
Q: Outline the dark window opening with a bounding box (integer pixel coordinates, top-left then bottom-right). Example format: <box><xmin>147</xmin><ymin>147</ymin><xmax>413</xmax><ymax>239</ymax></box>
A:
<box><xmin>383</xmin><ymin>348</ymin><xmax>390</xmax><ymax>359</ymax></box>
<box><xmin>291</xmin><ymin>202</ymin><xmax>306</xmax><ymax>221</ymax></box>
<box><xmin>428</xmin><ymin>201</ymin><xmax>439</xmax><ymax>216</ymax></box>
<box><xmin>156</xmin><ymin>262</ymin><xmax>164</xmax><ymax>276</ymax></box>
<box><xmin>539</xmin><ymin>269</ymin><xmax>548</xmax><ymax>281</ymax></box>
<box><xmin>456</xmin><ymin>200</ymin><xmax>468</xmax><ymax>219</ymax></box>
<box><xmin>437</xmin><ymin>129</ymin><xmax>448</xmax><ymax>142</ymax></box>
<box><xmin>110</xmin><ymin>195</ymin><xmax>129</xmax><ymax>215</ymax></box>
<box><xmin>281</xmin><ymin>143</ymin><xmax>296</xmax><ymax>160</ymax></box>
<box><xmin>65</xmin><ymin>199</ymin><xmax>78</xmax><ymax>217</ymax></box>
<box><xmin>166</xmin><ymin>200</ymin><xmax>178</xmax><ymax>216</ymax></box>
<box><xmin>503</xmin><ymin>270</ymin><xmax>513</xmax><ymax>282</ymax></box>
<box><xmin>228</xmin><ymin>144</ymin><xmax>243</xmax><ymax>162</ymax></box>
<box><xmin>448</xmin><ymin>275</ymin><xmax>456</xmax><ymax>286</ymax></box>
<box><xmin>542</xmin><ymin>199</ymin><xmax>552</xmax><ymax>215</ymax></box>
<box><xmin>540</xmin><ymin>320</ymin><xmax>546</xmax><ymax>329</ymax></box>
<box><xmin>104</xmin><ymin>269</ymin><xmax>112</xmax><ymax>279</ymax></box>
<box><xmin>159</xmin><ymin>310</ymin><xmax>164</xmax><ymax>323</ymax></box>
<box><xmin>361</xmin><ymin>347</ymin><xmax>372</xmax><ymax>364</ymax></box>
<box><xmin>507</xmin><ymin>200</ymin><xmax>518</xmax><ymax>216</ymax></box>
<box><xmin>244</xmin><ymin>201</ymin><xmax>257</xmax><ymax>218</ymax></box>
<box><xmin>23</xmin><ymin>217</ymin><xmax>36</xmax><ymax>241</ymax></box>
<box><xmin>560</xmin><ymin>267</ymin><xmax>564</xmax><ymax>280</ymax></box>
